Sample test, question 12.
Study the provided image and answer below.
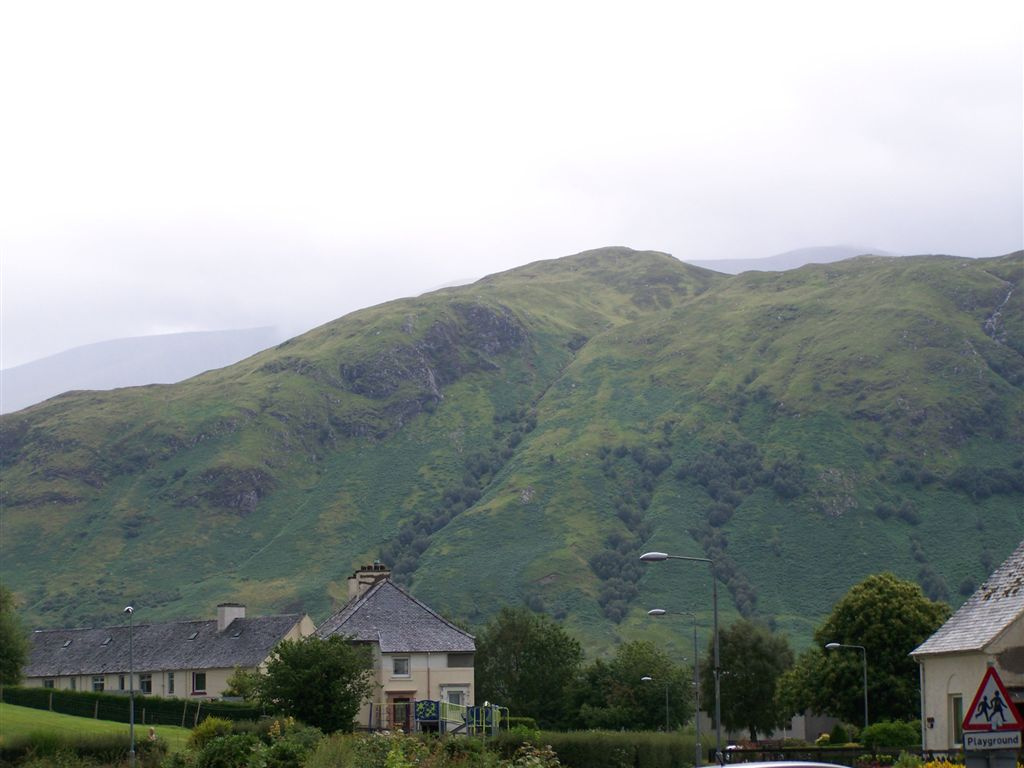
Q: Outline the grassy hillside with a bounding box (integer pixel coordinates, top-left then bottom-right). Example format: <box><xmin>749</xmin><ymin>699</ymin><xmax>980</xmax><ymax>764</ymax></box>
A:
<box><xmin>2</xmin><ymin>247</ymin><xmax>1021</xmax><ymax>657</ymax></box>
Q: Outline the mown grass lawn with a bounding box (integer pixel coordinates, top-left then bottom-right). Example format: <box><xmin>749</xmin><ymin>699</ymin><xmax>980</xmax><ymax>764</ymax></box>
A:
<box><xmin>0</xmin><ymin>702</ymin><xmax>191</xmax><ymax>752</ymax></box>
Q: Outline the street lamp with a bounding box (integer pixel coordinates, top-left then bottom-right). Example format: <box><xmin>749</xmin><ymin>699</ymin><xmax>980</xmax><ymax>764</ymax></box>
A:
<box><xmin>124</xmin><ymin>606</ymin><xmax>135</xmax><ymax>768</ymax></box>
<box><xmin>641</xmin><ymin>551</ymin><xmax>722</xmax><ymax>765</ymax></box>
<box><xmin>649</xmin><ymin>608</ymin><xmax>702</xmax><ymax>768</ymax></box>
<box><xmin>825</xmin><ymin>642</ymin><xmax>868</xmax><ymax>730</ymax></box>
<box><xmin>641</xmin><ymin>675</ymin><xmax>670</xmax><ymax>732</ymax></box>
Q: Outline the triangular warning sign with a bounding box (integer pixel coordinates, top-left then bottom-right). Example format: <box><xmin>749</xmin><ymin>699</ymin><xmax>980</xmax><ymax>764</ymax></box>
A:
<box><xmin>963</xmin><ymin>667</ymin><xmax>1023</xmax><ymax>732</ymax></box>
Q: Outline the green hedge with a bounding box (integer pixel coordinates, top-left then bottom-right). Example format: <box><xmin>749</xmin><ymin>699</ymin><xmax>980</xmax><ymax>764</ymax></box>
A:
<box><xmin>490</xmin><ymin>730</ymin><xmax>695</xmax><ymax>768</ymax></box>
<box><xmin>0</xmin><ymin>731</ymin><xmax>168</xmax><ymax>767</ymax></box>
<box><xmin>1</xmin><ymin>686</ymin><xmax>264</xmax><ymax>727</ymax></box>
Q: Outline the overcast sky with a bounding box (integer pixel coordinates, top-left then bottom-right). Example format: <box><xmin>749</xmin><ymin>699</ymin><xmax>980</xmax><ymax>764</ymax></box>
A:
<box><xmin>1</xmin><ymin>1</ymin><xmax>1021</xmax><ymax>369</ymax></box>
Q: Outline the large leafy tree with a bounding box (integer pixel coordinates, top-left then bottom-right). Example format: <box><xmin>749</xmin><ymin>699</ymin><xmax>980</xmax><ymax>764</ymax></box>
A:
<box><xmin>258</xmin><ymin>636</ymin><xmax>374</xmax><ymax>733</ymax></box>
<box><xmin>700</xmin><ymin>618</ymin><xmax>794</xmax><ymax>740</ymax></box>
<box><xmin>475</xmin><ymin>606</ymin><xmax>584</xmax><ymax>729</ymax></box>
<box><xmin>574</xmin><ymin>639</ymin><xmax>693</xmax><ymax>731</ymax></box>
<box><xmin>778</xmin><ymin>572</ymin><xmax>950</xmax><ymax>725</ymax></box>
<box><xmin>0</xmin><ymin>585</ymin><xmax>28</xmax><ymax>685</ymax></box>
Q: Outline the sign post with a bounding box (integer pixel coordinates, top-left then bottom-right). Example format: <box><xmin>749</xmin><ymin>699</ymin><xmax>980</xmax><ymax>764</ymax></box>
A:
<box><xmin>962</xmin><ymin>667</ymin><xmax>1022</xmax><ymax>768</ymax></box>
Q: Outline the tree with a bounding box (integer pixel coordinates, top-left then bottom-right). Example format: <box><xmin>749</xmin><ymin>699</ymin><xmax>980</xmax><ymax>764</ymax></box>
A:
<box><xmin>223</xmin><ymin>666</ymin><xmax>262</xmax><ymax>701</ymax></box>
<box><xmin>700</xmin><ymin>618</ymin><xmax>794</xmax><ymax>741</ymax></box>
<box><xmin>777</xmin><ymin>572</ymin><xmax>950</xmax><ymax>725</ymax></box>
<box><xmin>574</xmin><ymin>639</ymin><xmax>692</xmax><ymax>731</ymax></box>
<box><xmin>258</xmin><ymin>635</ymin><xmax>374</xmax><ymax>733</ymax></box>
<box><xmin>475</xmin><ymin>606</ymin><xmax>584</xmax><ymax>729</ymax></box>
<box><xmin>0</xmin><ymin>585</ymin><xmax>28</xmax><ymax>686</ymax></box>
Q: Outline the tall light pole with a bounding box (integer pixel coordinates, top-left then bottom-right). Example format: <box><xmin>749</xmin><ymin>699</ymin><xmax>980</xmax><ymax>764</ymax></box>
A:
<box><xmin>641</xmin><ymin>552</ymin><xmax>722</xmax><ymax>765</ymax></box>
<box><xmin>825</xmin><ymin>642</ymin><xmax>868</xmax><ymax>731</ymax></box>
<box><xmin>649</xmin><ymin>608</ymin><xmax>702</xmax><ymax>768</ymax></box>
<box><xmin>641</xmin><ymin>676</ymin><xmax>670</xmax><ymax>732</ymax></box>
<box><xmin>124</xmin><ymin>606</ymin><xmax>135</xmax><ymax>768</ymax></box>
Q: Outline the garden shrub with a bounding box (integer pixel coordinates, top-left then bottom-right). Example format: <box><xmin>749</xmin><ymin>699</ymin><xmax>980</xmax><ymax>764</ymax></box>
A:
<box><xmin>189</xmin><ymin>717</ymin><xmax>235</xmax><ymax>750</ymax></box>
<box><xmin>195</xmin><ymin>734</ymin><xmax>265</xmax><ymax>768</ymax></box>
<box><xmin>830</xmin><ymin>723</ymin><xmax>850</xmax><ymax>745</ymax></box>
<box><xmin>861</xmin><ymin>720</ymin><xmax>921</xmax><ymax>750</ymax></box>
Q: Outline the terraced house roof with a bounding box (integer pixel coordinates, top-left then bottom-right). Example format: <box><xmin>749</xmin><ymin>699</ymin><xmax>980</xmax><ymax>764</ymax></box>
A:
<box><xmin>26</xmin><ymin>614</ymin><xmax>305</xmax><ymax>677</ymax></box>
<box><xmin>316</xmin><ymin>579</ymin><xmax>475</xmax><ymax>653</ymax></box>
<box><xmin>913</xmin><ymin>540</ymin><xmax>1024</xmax><ymax>656</ymax></box>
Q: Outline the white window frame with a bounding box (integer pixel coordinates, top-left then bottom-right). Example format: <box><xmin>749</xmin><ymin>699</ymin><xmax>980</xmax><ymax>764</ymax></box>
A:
<box><xmin>951</xmin><ymin>694</ymin><xmax>964</xmax><ymax>747</ymax></box>
<box><xmin>442</xmin><ymin>686</ymin><xmax>468</xmax><ymax>706</ymax></box>
<box><xmin>392</xmin><ymin>656</ymin><xmax>410</xmax><ymax>677</ymax></box>
<box><xmin>139</xmin><ymin>673</ymin><xmax>152</xmax><ymax>694</ymax></box>
<box><xmin>92</xmin><ymin>675</ymin><xmax>105</xmax><ymax>692</ymax></box>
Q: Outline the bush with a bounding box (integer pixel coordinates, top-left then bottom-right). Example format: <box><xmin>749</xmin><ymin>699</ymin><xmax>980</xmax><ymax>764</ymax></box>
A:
<box><xmin>189</xmin><ymin>717</ymin><xmax>235</xmax><ymax>750</ymax></box>
<box><xmin>861</xmin><ymin>720</ymin><xmax>920</xmax><ymax>750</ymax></box>
<box><xmin>830</xmin><ymin>723</ymin><xmax>850</xmax><ymax>744</ymax></box>
<box><xmin>195</xmin><ymin>734</ymin><xmax>265</xmax><ymax>768</ymax></box>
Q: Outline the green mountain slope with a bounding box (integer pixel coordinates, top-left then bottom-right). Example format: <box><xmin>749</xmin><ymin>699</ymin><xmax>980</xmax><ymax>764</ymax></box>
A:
<box><xmin>2</xmin><ymin>247</ymin><xmax>1021</xmax><ymax>656</ymax></box>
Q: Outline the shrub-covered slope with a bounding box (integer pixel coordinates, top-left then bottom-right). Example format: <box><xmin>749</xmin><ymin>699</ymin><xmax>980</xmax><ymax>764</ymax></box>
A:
<box><xmin>1</xmin><ymin>247</ymin><xmax>1021</xmax><ymax>655</ymax></box>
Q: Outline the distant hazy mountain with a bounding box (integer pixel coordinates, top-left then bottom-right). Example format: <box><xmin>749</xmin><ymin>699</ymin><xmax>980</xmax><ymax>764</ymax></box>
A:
<box><xmin>0</xmin><ymin>327</ymin><xmax>285</xmax><ymax>414</ymax></box>
<box><xmin>685</xmin><ymin>245</ymin><xmax>899</xmax><ymax>274</ymax></box>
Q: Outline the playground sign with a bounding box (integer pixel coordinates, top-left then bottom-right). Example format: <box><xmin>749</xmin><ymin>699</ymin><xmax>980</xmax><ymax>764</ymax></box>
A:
<box><xmin>962</xmin><ymin>667</ymin><xmax>1022</xmax><ymax>749</ymax></box>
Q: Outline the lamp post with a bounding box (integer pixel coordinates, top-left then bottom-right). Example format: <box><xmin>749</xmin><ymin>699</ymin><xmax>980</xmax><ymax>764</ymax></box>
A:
<box><xmin>641</xmin><ymin>552</ymin><xmax>722</xmax><ymax>765</ymax></box>
<box><xmin>641</xmin><ymin>675</ymin><xmax>670</xmax><ymax>732</ymax></box>
<box><xmin>124</xmin><ymin>606</ymin><xmax>135</xmax><ymax>768</ymax></box>
<box><xmin>825</xmin><ymin>642</ymin><xmax>868</xmax><ymax>731</ymax></box>
<box><xmin>649</xmin><ymin>608</ymin><xmax>702</xmax><ymax>768</ymax></box>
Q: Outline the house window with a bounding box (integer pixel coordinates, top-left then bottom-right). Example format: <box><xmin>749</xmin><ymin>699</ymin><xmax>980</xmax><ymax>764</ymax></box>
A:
<box><xmin>43</xmin><ymin>679</ymin><xmax>55</xmax><ymax>689</ymax></box>
<box><xmin>951</xmin><ymin>694</ymin><xmax>964</xmax><ymax>746</ymax></box>
<box><xmin>167</xmin><ymin>672</ymin><xmax>175</xmax><ymax>694</ymax></box>
<box><xmin>70</xmin><ymin>678</ymin><xmax>77</xmax><ymax>690</ymax></box>
<box><xmin>192</xmin><ymin>672</ymin><xmax>207</xmax><ymax>694</ymax></box>
<box><xmin>119</xmin><ymin>675</ymin><xmax>126</xmax><ymax>691</ymax></box>
<box><xmin>447</xmin><ymin>653</ymin><xmax>473</xmax><ymax>668</ymax></box>
<box><xmin>443</xmin><ymin>687</ymin><xmax>468</xmax><ymax>706</ymax></box>
<box><xmin>139</xmin><ymin>674</ymin><xmax>152</xmax><ymax>694</ymax></box>
<box><xmin>92</xmin><ymin>676</ymin><xmax>105</xmax><ymax>692</ymax></box>
<box><xmin>392</xmin><ymin>657</ymin><xmax>410</xmax><ymax>677</ymax></box>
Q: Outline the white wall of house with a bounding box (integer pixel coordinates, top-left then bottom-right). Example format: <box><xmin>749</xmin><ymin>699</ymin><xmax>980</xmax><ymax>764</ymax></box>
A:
<box><xmin>26</xmin><ymin>667</ymin><xmax>245</xmax><ymax>699</ymax></box>
<box><xmin>919</xmin><ymin>642</ymin><xmax>1024</xmax><ymax>752</ymax></box>
<box><xmin>356</xmin><ymin>649</ymin><xmax>475</xmax><ymax>730</ymax></box>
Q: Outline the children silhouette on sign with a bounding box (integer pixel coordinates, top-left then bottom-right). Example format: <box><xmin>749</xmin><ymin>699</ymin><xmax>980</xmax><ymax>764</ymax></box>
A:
<box><xmin>991</xmin><ymin>691</ymin><xmax>1008</xmax><ymax>725</ymax></box>
<box><xmin>976</xmin><ymin>690</ymin><xmax>1009</xmax><ymax>726</ymax></box>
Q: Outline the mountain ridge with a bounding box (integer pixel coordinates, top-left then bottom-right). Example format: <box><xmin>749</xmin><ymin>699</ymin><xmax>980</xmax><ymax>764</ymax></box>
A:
<box><xmin>2</xmin><ymin>247</ymin><xmax>1021</xmax><ymax>657</ymax></box>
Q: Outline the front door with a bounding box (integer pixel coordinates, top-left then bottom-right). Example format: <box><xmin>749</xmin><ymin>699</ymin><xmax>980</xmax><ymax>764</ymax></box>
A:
<box><xmin>388</xmin><ymin>695</ymin><xmax>412</xmax><ymax>732</ymax></box>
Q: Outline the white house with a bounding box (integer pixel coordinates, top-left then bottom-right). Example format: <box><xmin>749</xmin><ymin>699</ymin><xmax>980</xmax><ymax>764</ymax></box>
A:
<box><xmin>316</xmin><ymin>563</ymin><xmax>477</xmax><ymax>732</ymax></box>
<box><xmin>911</xmin><ymin>541</ymin><xmax>1024</xmax><ymax>754</ymax></box>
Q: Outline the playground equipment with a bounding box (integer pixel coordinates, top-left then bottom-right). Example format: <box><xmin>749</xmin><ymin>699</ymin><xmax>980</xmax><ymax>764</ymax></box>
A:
<box><xmin>366</xmin><ymin>699</ymin><xmax>507</xmax><ymax>735</ymax></box>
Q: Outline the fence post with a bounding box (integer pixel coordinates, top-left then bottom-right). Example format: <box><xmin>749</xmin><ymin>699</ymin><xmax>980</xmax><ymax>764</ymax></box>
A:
<box><xmin>95</xmin><ymin>699</ymin><xmax>99</xmax><ymax>719</ymax></box>
<box><xmin>49</xmin><ymin>692</ymin><xmax>53</xmax><ymax>711</ymax></box>
<box><xmin>182</xmin><ymin>701</ymin><xmax>188</xmax><ymax>728</ymax></box>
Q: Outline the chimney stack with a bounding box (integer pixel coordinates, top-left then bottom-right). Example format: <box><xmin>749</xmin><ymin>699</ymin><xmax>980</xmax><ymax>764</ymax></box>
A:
<box><xmin>217</xmin><ymin>603</ymin><xmax>246</xmax><ymax>632</ymax></box>
<box><xmin>348</xmin><ymin>561</ymin><xmax>391</xmax><ymax>600</ymax></box>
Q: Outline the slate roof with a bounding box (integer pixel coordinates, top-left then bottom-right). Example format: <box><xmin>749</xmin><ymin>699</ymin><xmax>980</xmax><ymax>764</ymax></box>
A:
<box><xmin>912</xmin><ymin>540</ymin><xmax>1024</xmax><ymax>656</ymax></box>
<box><xmin>315</xmin><ymin>579</ymin><xmax>475</xmax><ymax>653</ymax></box>
<box><xmin>26</xmin><ymin>614</ymin><xmax>305</xmax><ymax>677</ymax></box>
